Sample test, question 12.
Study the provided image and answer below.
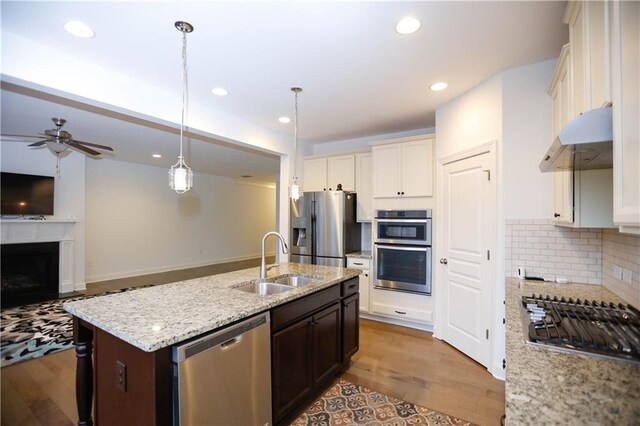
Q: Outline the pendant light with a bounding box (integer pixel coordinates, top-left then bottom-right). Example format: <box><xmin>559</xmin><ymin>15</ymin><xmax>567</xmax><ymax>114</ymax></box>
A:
<box><xmin>290</xmin><ymin>87</ymin><xmax>302</xmax><ymax>200</ymax></box>
<box><xmin>169</xmin><ymin>21</ymin><xmax>194</xmax><ymax>194</ymax></box>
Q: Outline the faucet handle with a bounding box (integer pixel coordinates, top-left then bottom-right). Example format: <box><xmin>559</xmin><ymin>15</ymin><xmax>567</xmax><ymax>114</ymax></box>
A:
<box><xmin>265</xmin><ymin>263</ymin><xmax>279</xmax><ymax>272</ymax></box>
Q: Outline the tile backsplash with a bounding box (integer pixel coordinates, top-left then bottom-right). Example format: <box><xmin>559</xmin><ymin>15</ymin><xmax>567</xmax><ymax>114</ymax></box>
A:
<box><xmin>361</xmin><ymin>223</ymin><xmax>372</xmax><ymax>251</ymax></box>
<box><xmin>506</xmin><ymin>219</ymin><xmax>640</xmax><ymax>306</ymax></box>
<box><xmin>602</xmin><ymin>229</ymin><xmax>640</xmax><ymax>307</ymax></box>
<box><xmin>505</xmin><ymin>219</ymin><xmax>602</xmax><ymax>285</ymax></box>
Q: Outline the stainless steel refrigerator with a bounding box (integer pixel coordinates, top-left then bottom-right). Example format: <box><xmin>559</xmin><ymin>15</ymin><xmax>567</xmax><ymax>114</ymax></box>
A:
<box><xmin>290</xmin><ymin>191</ymin><xmax>361</xmax><ymax>267</ymax></box>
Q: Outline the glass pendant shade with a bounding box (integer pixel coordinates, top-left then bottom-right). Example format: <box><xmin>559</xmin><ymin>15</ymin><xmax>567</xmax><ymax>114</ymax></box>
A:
<box><xmin>290</xmin><ymin>178</ymin><xmax>300</xmax><ymax>201</ymax></box>
<box><xmin>169</xmin><ymin>157</ymin><xmax>193</xmax><ymax>193</ymax></box>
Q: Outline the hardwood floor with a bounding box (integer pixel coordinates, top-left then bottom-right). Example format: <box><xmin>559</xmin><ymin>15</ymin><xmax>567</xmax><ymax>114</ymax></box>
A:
<box><xmin>342</xmin><ymin>319</ymin><xmax>505</xmax><ymax>426</ymax></box>
<box><xmin>1</xmin><ymin>260</ymin><xmax>504</xmax><ymax>425</ymax></box>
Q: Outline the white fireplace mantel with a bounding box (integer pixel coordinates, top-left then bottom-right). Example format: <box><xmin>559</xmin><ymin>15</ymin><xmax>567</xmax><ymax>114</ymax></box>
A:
<box><xmin>1</xmin><ymin>219</ymin><xmax>80</xmax><ymax>293</ymax></box>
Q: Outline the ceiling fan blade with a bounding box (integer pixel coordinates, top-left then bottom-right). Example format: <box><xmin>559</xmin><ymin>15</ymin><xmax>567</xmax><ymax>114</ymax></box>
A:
<box><xmin>71</xmin><ymin>139</ymin><xmax>114</xmax><ymax>151</ymax></box>
<box><xmin>67</xmin><ymin>141</ymin><xmax>101</xmax><ymax>156</ymax></box>
<box><xmin>0</xmin><ymin>133</ymin><xmax>42</xmax><ymax>139</ymax></box>
<box><xmin>28</xmin><ymin>140</ymin><xmax>48</xmax><ymax>147</ymax></box>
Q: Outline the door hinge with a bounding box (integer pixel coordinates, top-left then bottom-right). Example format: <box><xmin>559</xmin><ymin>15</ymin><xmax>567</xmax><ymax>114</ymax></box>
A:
<box><xmin>486</xmin><ymin>329</ymin><xmax>489</xmax><ymax>339</ymax></box>
<box><xmin>482</xmin><ymin>169</ymin><xmax>491</xmax><ymax>181</ymax></box>
<box><xmin>502</xmin><ymin>358</ymin><xmax>506</xmax><ymax>369</ymax></box>
<box><xmin>487</xmin><ymin>250</ymin><xmax>490</xmax><ymax>260</ymax></box>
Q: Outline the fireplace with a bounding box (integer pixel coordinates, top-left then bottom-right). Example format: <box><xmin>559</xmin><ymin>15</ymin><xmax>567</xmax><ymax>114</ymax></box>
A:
<box><xmin>1</xmin><ymin>242</ymin><xmax>60</xmax><ymax>308</ymax></box>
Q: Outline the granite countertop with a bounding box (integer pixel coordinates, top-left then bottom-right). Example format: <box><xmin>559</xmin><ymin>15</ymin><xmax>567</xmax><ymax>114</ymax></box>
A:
<box><xmin>505</xmin><ymin>277</ymin><xmax>640</xmax><ymax>425</ymax></box>
<box><xmin>64</xmin><ymin>263</ymin><xmax>360</xmax><ymax>353</ymax></box>
<box><xmin>346</xmin><ymin>250</ymin><xmax>372</xmax><ymax>259</ymax></box>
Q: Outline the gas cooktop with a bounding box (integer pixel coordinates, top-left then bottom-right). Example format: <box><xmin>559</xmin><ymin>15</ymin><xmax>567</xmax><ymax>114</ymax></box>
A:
<box><xmin>520</xmin><ymin>294</ymin><xmax>640</xmax><ymax>364</ymax></box>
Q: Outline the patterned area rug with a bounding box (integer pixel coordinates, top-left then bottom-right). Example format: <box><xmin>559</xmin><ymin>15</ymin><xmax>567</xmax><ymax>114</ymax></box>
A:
<box><xmin>292</xmin><ymin>379</ymin><xmax>476</xmax><ymax>426</ymax></box>
<box><xmin>1</xmin><ymin>286</ymin><xmax>151</xmax><ymax>367</ymax></box>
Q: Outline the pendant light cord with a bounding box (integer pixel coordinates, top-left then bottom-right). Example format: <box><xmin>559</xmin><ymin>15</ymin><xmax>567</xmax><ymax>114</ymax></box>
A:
<box><xmin>293</xmin><ymin>89</ymin><xmax>298</xmax><ymax>179</ymax></box>
<box><xmin>179</xmin><ymin>29</ymin><xmax>189</xmax><ymax>160</ymax></box>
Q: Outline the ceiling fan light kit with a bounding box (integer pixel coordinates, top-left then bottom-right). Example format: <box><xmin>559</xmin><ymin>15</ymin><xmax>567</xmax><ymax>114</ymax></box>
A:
<box><xmin>169</xmin><ymin>20</ymin><xmax>194</xmax><ymax>194</ymax></box>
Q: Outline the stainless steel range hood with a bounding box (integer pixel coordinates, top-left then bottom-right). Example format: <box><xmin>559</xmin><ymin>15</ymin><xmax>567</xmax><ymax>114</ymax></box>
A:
<box><xmin>539</xmin><ymin>107</ymin><xmax>613</xmax><ymax>172</ymax></box>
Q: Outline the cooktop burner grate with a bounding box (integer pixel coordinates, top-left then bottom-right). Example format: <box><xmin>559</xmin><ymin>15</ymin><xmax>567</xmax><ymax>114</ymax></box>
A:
<box><xmin>520</xmin><ymin>294</ymin><xmax>640</xmax><ymax>364</ymax></box>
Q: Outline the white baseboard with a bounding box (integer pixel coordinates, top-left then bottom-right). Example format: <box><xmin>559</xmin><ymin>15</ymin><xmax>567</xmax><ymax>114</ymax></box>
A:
<box><xmin>85</xmin><ymin>252</ymin><xmax>276</xmax><ymax>284</ymax></box>
<box><xmin>490</xmin><ymin>360</ymin><xmax>506</xmax><ymax>381</ymax></box>
<box><xmin>360</xmin><ymin>312</ymin><xmax>434</xmax><ymax>333</ymax></box>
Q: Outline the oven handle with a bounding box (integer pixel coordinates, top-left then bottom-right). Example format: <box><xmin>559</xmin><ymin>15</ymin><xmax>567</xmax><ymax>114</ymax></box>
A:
<box><xmin>375</xmin><ymin>244</ymin><xmax>429</xmax><ymax>252</ymax></box>
<box><xmin>374</xmin><ymin>218</ymin><xmax>429</xmax><ymax>223</ymax></box>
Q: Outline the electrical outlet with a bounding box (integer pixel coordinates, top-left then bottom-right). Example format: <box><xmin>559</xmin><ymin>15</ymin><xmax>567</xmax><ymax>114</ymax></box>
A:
<box><xmin>622</xmin><ymin>268</ymin><xmax>633</xmax><ymax>284</ymax></box>
<box><xmin>613</xmin><ymin>265</ymin><xmax>623</xmax><ymax>281</ymax></box>
<box><xmin>116</xmin><ymin>360</ymin><xmax>127</xmax><ymax>392</ymax></box>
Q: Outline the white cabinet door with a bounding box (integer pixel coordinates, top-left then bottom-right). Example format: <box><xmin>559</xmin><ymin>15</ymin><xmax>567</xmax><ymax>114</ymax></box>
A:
<box><xmin>401</xmin><ymin>139</ymin><xmax>433</xmax><ymax>197</ymax></box>
<box><xmin>568</xmin><ymin>1</ymin><xmax>587</xmax><ymax>117</ymax></box>
<box><xmin>327</xmin><ymin>155</ymin><xmax>355</xmax><ymax>191</ymax></box>
<box><xmin>358</xmin><ymin>271</ymin><xmax>370</xmax><ymax>313</ymax></box>
<box><xmin>372</xmin><ymin>144</ymin><xmax>402</xmax><ymax>198</ymax></box>
<box><xmin>611</xmin><ymin>0</ymin><xmax>640</xmax><ymax>233</ymax></box>
<box><xmin>587</xmin><ymin>0</ymin><xmax>610</xmax><ymax>109</ymax></box>
<box><xmin>303</xmin><ymin>158</ymin><xmax>327</xmax><ymax>192</ymax></box>
<box><xmin>552</xmin><ymin>170</ymin><xmax>574</xmax><ymax>225</ymax></box>
<box><xmin>355</xmin><ymin>153</ymin><xmax>373</xmax><ymax>222</ymax></box>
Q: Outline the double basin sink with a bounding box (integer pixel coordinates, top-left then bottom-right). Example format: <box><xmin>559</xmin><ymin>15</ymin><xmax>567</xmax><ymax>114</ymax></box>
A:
<box><xmin>236</xmin><ymin>275</ymin><xmax>321</xmax><ymax>296</ymax></box>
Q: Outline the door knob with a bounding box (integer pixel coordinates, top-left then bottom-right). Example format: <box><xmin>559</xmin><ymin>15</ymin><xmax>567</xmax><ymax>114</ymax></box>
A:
<box><xmin>440</xmin><ymin>258</ymin><xmax>448</xmax><ymax>265</ymax></box>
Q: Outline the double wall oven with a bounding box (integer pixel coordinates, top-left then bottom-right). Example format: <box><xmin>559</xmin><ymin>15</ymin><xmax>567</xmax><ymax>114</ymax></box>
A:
<box><xmin>374</xmin><ymin>210</ymin><xmax>432</xmax><ymax>295</ymax></box>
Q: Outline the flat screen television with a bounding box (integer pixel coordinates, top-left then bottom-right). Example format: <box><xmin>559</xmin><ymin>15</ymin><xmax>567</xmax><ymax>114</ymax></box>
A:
<box><xmin>1</xmin><ymin>172</ymin><xmax>55</xmax><ymax>216</ymax></box>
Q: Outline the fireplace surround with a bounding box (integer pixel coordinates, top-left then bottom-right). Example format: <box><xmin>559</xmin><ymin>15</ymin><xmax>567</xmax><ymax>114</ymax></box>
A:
<box><xmin>1</xmin><ymin>242</ymin><xmax>60</xmax><ymax>307</ymax></box>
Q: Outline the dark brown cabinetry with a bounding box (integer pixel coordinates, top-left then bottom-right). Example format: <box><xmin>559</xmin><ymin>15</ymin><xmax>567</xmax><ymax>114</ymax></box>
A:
<box><xmin>342</xmin><ymin>293</ymin><xmax>359</xmax><ymax>361</ymax></box>
<box><xmin>271</xmin><ymin>279</ymin><xmax>359</xmax><ymax>423</ymax></box>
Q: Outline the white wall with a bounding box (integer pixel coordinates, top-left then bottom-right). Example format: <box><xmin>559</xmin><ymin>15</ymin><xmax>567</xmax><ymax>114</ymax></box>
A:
<box><xmin>312</xmin><ymin>128</ymin><xmax>435</xmax><ymax>156</ymax></box>
<box><xmin>433</xmin><ymin>60</ymin><xmax>557</xmax><ymax>381</ymax></box>
<box><xmin>435</xmin><ymin>74</ymin><xmax>503</xmax><ymax>159</ymax></box>
<box><xmin>503</xmin><ymin>59</ymin><xmax>555</xmax><ymax>219</ymax></box>
<box><xmin>85</xmin><ymin>159</ymin><xmax>277</xmax><ymax>282</ymax></box>
<box><xmin>1</xmin><ymin>142</ymin><xmax>87</xmax><ymax>289</ymax></box>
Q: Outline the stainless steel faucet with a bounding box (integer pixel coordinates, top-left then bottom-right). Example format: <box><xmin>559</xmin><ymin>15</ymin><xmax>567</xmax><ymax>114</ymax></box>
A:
<box><xmin>259</xmin><ymin>231</ymin><xmax>289</xmax><ymax>283</ymax></box>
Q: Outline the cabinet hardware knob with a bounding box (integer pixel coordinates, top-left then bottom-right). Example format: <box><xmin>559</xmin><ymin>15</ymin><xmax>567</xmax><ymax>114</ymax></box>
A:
<box><xmin>395</xmin><ymin>310</ymin><xmax>406</xmax><ymax>315</ymax></box>
<box><xmin>329</xmin><ymin>188</ymin><xmax>332</xmax><ymax>191</ymax></box>
<box><xmin>554</xmin><ymin>213</ymin><xmax>560</xmax><ymax>218</ymax></box>
<box><xmin>397</xmin><ymin>191</ymin><xmax>400</xmax><ymax>195</ymax></box>
<box><xmin>440</xmin><ymin>258</ymin><xmax>448</xmax><ymax>265</ymax></box>
<box><xmin>401</xmin><ymin>192</ymin><xmax>405</xmax><ymax>195</ymax></box>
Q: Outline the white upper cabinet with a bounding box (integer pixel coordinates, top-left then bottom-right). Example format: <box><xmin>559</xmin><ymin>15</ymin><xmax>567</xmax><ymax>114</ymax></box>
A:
<box><xmin>372</xmin><ymin>138</ymin><xmax>434</xmax><ymax>198</ymax></box>
<box><xmin>303</xmin><ymin>155</ymin><xmax>355</xmax><ymax>192</ymax></box>
<box><xmin>355</xmin><ymin>153</ymin><xmax>373</xmax><ymax>222</ymax></box>
<box><xmin>303</xmin><ymin>157</ymin><xmax>328</xmax><ymax>192</ymax></box>
<box><xmin>327</xmin><ymin>155</ymin><xmax>355</xmax><ymax>191</ymax></box>
<box><xmin>565</xmin><ymin>0</ymin><xmax>611</xmax><ymax>116</ymax></box>
<box><xmin>549</xmin><ymin>45</ymin><xmax>574</xmax><ymax>225</ymax></box>
<box><xmin>610</xmin><ymin>0</ymin><xmax>640</xmax><ymax>234</ymax></box>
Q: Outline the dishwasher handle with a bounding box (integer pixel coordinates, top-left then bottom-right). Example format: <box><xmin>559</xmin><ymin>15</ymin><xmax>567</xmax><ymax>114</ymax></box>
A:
<box><xmin>172</xmin><ymin>312</ymin><xmax>269</xmax><ymax>363</ymax></box>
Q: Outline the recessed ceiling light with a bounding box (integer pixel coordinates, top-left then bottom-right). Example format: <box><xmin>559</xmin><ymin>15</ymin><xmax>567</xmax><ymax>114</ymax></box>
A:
<box><xmin>278</xmin><ymin>117</ymin><xmax>291</xmax><ymax>124</ymax></box>
<box><xmin>395</xmin><ymin>17</ymin><xmax>421</xmax><ymax>35</ymax></box>
<box><xmin>152</xmin><ymin>154</ymin><xmax>162</xmax><ymax>158</ymax></box>
<box><xmin>211</xmin><ymin>87</ymin><xmax>228</xmax><ymax>96</ymax></box>
<box><xmin>64</xmin><ymin>21</ymin><xmax>95</xmax><ymax>38</ymax></box>
<box><xmin>430</xmin><ymin>82</ymin><xmax>449</xmax><ymax>91</ymax></box>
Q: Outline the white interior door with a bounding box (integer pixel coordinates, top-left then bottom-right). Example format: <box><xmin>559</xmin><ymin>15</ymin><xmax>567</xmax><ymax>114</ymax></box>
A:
<box><xmin>440</xmin><ymin>151</ymin><xmax>494</xmax><ymax>367</ymax></box>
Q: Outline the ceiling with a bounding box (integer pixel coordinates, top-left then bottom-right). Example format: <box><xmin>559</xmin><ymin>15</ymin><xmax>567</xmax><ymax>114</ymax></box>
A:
<box><xmin>1</xmin><ymin>1</ymin><xmax>567</xmax><ymax>175</ymax></box>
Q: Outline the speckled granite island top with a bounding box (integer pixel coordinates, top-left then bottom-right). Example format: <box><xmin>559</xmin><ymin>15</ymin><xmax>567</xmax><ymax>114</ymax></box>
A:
<box><xmin>505</xmin><ymin>277</ymin><xmax>640</xmax><ymax>425</ymax></box>
<box><xmin>64</xmin><ymin>263</ymin><xmax>359</xmax><ymax>353</ymax></box>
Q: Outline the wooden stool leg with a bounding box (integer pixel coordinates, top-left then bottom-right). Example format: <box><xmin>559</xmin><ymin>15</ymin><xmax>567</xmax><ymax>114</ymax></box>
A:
<box><xmin>73</xmin><ymin>317</ymin><xmax>94</xmax><ymax>426</ymax></box>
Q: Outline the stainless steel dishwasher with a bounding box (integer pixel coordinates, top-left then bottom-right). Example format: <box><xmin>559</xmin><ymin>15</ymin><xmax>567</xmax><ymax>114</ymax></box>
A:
<box><xmin>172</xmin><ymin>312</ymin><xmax>272</xmax><ymax>426</ymax></box>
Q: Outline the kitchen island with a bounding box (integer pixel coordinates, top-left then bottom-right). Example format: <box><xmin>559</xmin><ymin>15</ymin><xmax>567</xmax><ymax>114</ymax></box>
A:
<box><xmin>64</xmin><ymin>263</ymin><xmax>361</xmax><ymax>425</ymax></box>
<box><xmin>505</xmin><ymin>277</ymin><xmax>640</xmax><ymax>425</ymax></box>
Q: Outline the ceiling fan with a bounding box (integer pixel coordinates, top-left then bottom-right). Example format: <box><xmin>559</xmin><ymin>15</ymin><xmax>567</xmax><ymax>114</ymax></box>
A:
<box><xmin>1</xmin><ymin>117</ymin><xmax>114</xmax><ymax>157</ymax></box>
